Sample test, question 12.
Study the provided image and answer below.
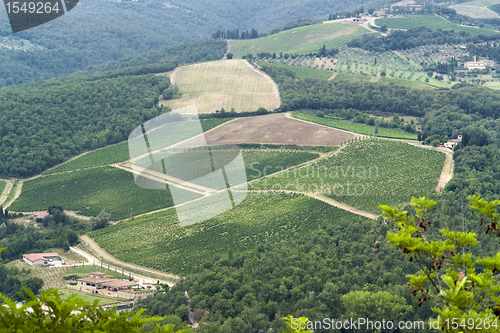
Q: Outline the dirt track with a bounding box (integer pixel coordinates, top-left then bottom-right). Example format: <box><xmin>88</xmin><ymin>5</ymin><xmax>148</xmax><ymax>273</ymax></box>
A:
<box><xmin>79</xmin><ymin>235</ymin><xmax>180</xmax><ymax>284</ymax></box>
<box><xmin>0</xmin><ymin>180</ymin><xmax>12</xmax><ymax>205</ymax></box>
<box><xmin>189</xmin><ymin>112</ymin><xmax>358</xmax><ymax>146</ymax></box>
<box><xmin>4</xmin><ymin>180</ymin><xmax>22</xmax><ymax>209</ymax></box>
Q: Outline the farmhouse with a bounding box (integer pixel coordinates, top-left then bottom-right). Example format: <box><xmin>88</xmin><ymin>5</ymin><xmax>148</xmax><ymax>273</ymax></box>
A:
<box><xmin>23</xmin><ymin>252</ymin><xmax>60</xmax><ymax>266</ymax></box>
<box><xmin>75</xmin><ymin>272</ymin><xmax>154</xmax><ymax>300</ymax></box>
<box><xmin>464</xmin><ymin>59</ymin><xmax>496</xmax><ymax>70</ymax></box>
<box><xmin>444</xmin><ymin>135</ymin><xmax>462</xmax><ymax>149</ymax></box>
<box><xmin>407</xmin><ymin>5</ymin><xmax>423</xmax><ymax>11</ymax></box>
<box><xmin>32</xmin><ymin>212</ymin><xmax>49</xmax><ymax>223</ymax></box>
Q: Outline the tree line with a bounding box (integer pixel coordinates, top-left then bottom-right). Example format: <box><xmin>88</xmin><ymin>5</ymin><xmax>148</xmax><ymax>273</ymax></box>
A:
<box><xmin>212</xmin><ymin>29</ymin><xmax>259</xmax><ymax>40</ymax></box>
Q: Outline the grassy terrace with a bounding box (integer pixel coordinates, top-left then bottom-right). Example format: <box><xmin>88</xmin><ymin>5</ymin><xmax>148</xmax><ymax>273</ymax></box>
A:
<box><xmin>258</xmin><ymin>62</ymin><xmax>332</xmax><ymax>80</ymax></box>
<box><xmin>292</xmin><ymin>113</ymin><xmax>418</xmax><ymax>140</ymax></box>
<box><xmin>230</xmin><ymin>22</ymin><xmax>376</xmax><ymax>58</ymax></box>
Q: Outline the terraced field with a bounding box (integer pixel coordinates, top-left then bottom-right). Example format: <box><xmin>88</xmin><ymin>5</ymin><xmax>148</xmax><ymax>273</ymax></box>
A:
<box><xmin>90</xmin><ymin>193</ymin><xmax>371</xmax><ymax>274</ymax></box>
<box><xmin>378</xmin><ymin>77</ymin><xmax>435</xmax><ymax>90</ymax></box>
<box><xmin>161</xmin><ymin>59</ymin><xmax>280</xmax><ymax>113</ymax></box>
<box><xmin>251</xmin><ymin>139</ymin><xmax>445</xmax><ymax>214</ymax></box>
<box><xmin>230</xmin><ymin>21</ymin><xmax>376</xmax><ymax>58</ymax></box>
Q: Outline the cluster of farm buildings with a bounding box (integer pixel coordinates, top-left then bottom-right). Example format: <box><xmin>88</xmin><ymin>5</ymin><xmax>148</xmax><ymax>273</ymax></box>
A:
<box><xmin>22</xmin><ymin>252</ymin><xmax>155</xmax><ymax>312</ymax></box>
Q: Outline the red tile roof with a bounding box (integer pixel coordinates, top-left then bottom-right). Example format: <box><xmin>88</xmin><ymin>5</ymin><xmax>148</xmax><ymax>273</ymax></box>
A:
<box><xmin>23</xmin><ymin>253</ymin><xmax>59</xmax><ymax>262</ymax></box>
<box><xmin>102</xmin><ymin>280</ymin><xmax>137</xmax><ymax>288</ymax></box>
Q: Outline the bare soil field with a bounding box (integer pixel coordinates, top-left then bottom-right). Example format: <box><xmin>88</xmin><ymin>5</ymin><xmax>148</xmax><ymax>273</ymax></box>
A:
<box><xmin>173</xmin><ymin>113</ymin><xmax>358</xmax><ymax>147</ymax></box>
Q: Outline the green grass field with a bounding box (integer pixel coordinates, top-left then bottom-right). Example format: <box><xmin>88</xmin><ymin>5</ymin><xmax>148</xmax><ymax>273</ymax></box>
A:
<box><xmin>378</xmin><ymin>77</ymin><xmax>435</xmax><ymax>90</ymax></box>
<box><xmin>376</xmin><ymin>14</ymin><xmax>499</xmax><ymax>34</ymax></box>
<box><xmin>59</xmin><ymin>293</ymin><xmax>119</xmax><ymax>306</ymax></box>
<box><xmin>230</xmin><ymin>22</ymin><xmax>375</xmax><ymax>58</ymax></box>
<box><xmin>46</xmin><ymin>119</ymin><xmax>232</xmax><ymax>174</ymax></box>
<box><xmin>258</xmin><ymin>62</ymin><xmax>332</xmax><ymax>80</ymax></box>
<box><xmin>376</xmin><ymin>15</ymin><xmax>456</xmax><ymax>29</ymax></box>
<box><xmin>292</xmin><ymin>113</ymin><xmax>418</xmax><ymax>140</ymax></box>
<box><xmin>90</xmin><ymin>193</ymin><xmax>370</xmax><ymax>274</ymax></box>
<box><xmin>63</xmin><ymin>265</ymin><xmax>132</xmax><ymax>280</ymax></box>
<box><xmin>252</xmin><ymin>139</ymin><xmax>445</xmax><ymax>214</ymax></box>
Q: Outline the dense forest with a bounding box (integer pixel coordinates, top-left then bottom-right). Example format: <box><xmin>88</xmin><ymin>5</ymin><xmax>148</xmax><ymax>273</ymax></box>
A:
<box><xmin>261</xmin><ymin>61</ymin><xmax>500</xmax><ymax>214</ymax></box>
<box><xmin>0</xmin><ymin>0</ymin><xmax>374</xmax><ymax>87</ymax></box>
<box><xmin>132</xmin><ymin>203</ymin><xmax>437</xmax><ymax>332</ymax></box>
<box><xmin>77</xmin><ymin>39</ymin><xmax>227</xmax><ymax>76</ymax></box>
<box><xmin>0</xmin><ymin>70</ymin><xmax>172</xmax><ymax>177</ymax></box>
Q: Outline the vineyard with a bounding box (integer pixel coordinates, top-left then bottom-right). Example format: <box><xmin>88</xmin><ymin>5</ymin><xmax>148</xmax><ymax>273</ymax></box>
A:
<box><xmin>451</xmin><ymin>0</ymin><xmax>500</xmax><ymax>19</ymax></box>
<box><xmin>46</xmin><ymin>119</ymin><xmax>232</xmax><ymax>174</ymax></box>
<box><xmin>375</xmin><ymin>15</ymin><xmax>456</xmax><ymax>30</ymax></box>
<box><xmin>9</xmin><ymin>166</ymin><xmax>200</xmax><ymax>220</ymax></box>
<box><xmin>335</xmin><ymin>48</ymin><xmax>421</xmax><ymax>77</ymax></box>
<box><xmin>90</xmin><ymin>193</ymin><xmax>370</xmax><ymax>274</ymax></box>
<box><xmin>252</xmin><ymin>139</ymin><xmax>445</xmax><ymax>213</ymax></box>
<box><xmin>229</xmin><ymin>22</ymin><xmax>373</xmax><ymax>58</ymax></box>
<box><xmin>257</xmin><ymin>62</ymin><xmax>332</xmax><ymax>80</ymax></box>
<box><xmin>161</xmin><ymin>60</ymin><xmax>280</xmax><ymax>113</ymax></box>
<box><xmin>332</xmin><ymin>72</ymin><xmax>372</xmax><ymax>83</ymax></box>
<box><xmin>58</xmin><ymin>293</ymin><xmax>118</xmax><ymax>306</ymax></box>
<box><xmin>292</xmin><ymin>113</ymin><xmax>418</xmax><ymax>140</ymax></box>
<box><xmin>378</xmin><ymin>77</ymin><xmax>435</xmax><ymax>90</ymax></box>
<box><xmin>11</xmin><ymin>149</ymin><xmax>320</xmax><ymax>219</ymax></box>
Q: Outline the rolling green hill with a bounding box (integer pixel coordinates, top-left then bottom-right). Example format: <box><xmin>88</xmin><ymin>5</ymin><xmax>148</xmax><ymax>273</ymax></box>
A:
<box><xmin>376</xmin><ymin>14</ymin><xmax>499</xmax><ymax>34</ymax></box>
<box><xmin>11</xmin><ymin>149</ymin><xmax>320</xmax><ymax>219</ymax></box>
<box><xmin>90</xmin><ymin>192</ymin><xmax>372</xmax><ymax>273</ymax></box>
<box><xmin>252</xmin><ymin>139</ymin><xmax>445</xmax><ymax>213</ymax></box>
<box><xmin>45</xmin><ymin>119</ymin><xmax>232</xmax><ymax>174</ymax></box>
<box><xmin>230</xmin><ymin>22</ymin><xmax>377</xmax><ymax>58</ymax></box>
<box><xmin>0</xmin><ymin>72</ymin><xmax>171</xmax><ymax>178</ymax></box>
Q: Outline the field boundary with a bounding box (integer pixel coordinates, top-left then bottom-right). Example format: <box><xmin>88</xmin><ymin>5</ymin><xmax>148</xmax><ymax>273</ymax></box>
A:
<box><xmin>0</xmin><ymin>180</ymin><xmax>13</xmax><ymax>206</ymax></box>
<box><xmin>243</xmin><ymin>59</ymin><xmax>282</xmax><ymax>107</ymax></box>
<box><xmin>4</xmin><ymin>180</ymin><xmax>23</xmax><ymax>209</ymax></box>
